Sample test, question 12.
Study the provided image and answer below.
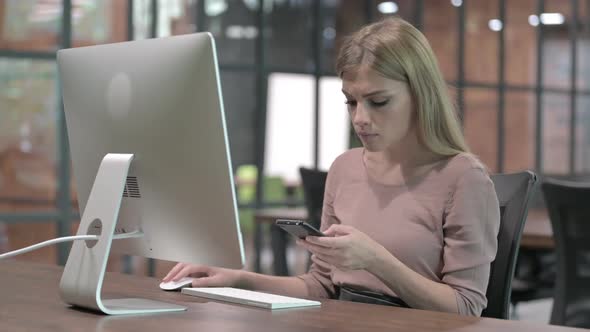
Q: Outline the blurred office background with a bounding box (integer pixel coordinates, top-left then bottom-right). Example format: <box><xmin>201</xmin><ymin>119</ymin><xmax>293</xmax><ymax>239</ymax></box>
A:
<box><xmin>1</xmin><ymin>0</ymin><xmax>589</xmax><ymax>325</ymax></box>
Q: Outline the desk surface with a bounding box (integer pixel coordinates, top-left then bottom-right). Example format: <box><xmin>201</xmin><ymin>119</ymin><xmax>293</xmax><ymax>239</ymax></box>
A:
<box><xmin>1</xmin><ymin>260</ymin><xmax>581</xmax><ymax>332</ymax></box>
<box><xmin>521</xmin><ymin>208</ymin><xmax>554</xmax><ymax>249</ymax></box>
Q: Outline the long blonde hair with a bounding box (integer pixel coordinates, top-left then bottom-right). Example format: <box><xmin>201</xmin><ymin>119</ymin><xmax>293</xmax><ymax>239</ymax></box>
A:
<box><xmin>336</xmin><ymin>17</ymin><xmax>468</xmax><ymax>156</ymax></box>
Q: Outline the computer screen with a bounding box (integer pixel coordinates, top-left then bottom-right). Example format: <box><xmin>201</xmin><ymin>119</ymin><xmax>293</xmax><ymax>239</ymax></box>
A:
<box><xmin>57</xmin><ymin>32</ymin><xmax>245</xmax><ymax>315</ymax></box>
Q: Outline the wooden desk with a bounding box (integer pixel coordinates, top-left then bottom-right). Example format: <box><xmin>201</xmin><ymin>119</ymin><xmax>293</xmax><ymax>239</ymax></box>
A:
<box><xmin>0</xmin><ymin>260</ymin><xmax>583</xmax><ymax>332</ymax></box>
<box><xmin>521</xmin><ymin>208</ymin><xmax>554</xmax><ymax>249</ymax></box>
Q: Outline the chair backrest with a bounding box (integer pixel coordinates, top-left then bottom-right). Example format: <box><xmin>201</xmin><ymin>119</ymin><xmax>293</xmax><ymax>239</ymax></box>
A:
<box><xmin>542</xmin><ymin>178</ymin><xmax>590</xmax><ymax>327</ymax></box>
<box><xmin>298</xmin><ymin>167</ymin><xmax>328</xmax><ymax>229</ymax></box>
<box><xmin>482</xmin><ymin>171</ymin><xmax>538</xmax><ymax>319</ymax></box>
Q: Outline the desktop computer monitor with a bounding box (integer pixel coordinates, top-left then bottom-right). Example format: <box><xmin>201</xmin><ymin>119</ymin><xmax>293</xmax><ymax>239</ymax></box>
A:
<box><xmin>57</xmin><ymin>33</ymin><xmax>245</xmax><ymax>315</ymax></box>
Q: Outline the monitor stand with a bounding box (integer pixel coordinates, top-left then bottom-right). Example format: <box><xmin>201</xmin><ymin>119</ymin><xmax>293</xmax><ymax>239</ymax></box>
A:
<box><xmin>59</xmin><ymin>153</ymin><xmax>186</xmax><ymax>315</ymax></box>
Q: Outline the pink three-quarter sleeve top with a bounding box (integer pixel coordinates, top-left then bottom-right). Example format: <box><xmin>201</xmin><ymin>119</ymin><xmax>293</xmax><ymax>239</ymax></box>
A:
<box><xmin>297</xmin><ymin>148</ymin><xmax>500</xmax><ymax>316</ymax></box>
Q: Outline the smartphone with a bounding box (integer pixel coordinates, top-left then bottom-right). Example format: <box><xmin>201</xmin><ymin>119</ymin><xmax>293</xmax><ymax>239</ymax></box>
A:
<box><xmin>275</xmin><ymin>219</ymin><xmax>325</xmax><ymax>239</ymax></box>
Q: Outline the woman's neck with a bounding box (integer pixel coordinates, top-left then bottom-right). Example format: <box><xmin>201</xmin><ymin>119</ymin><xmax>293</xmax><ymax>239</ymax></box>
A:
<box><xmin>365</xmin><ymin>131</ymin><xmax>436</xmax><ymax>169</ymax></box>
<box><xmin>362</xmin><ymin>132</ymin><xmax>446</xmax><ymax>185</ymax></box>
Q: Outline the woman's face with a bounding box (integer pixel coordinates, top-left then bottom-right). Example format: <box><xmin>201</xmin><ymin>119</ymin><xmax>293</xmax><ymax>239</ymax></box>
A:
<box><xmin>342</xmin><ymin>66</ymin><xmax>415</xmax><ymax>153</ymax></box>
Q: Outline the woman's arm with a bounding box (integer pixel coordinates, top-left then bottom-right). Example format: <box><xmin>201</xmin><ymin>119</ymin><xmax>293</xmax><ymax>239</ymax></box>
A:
<box><xmin>164</xmin><ymin>159</ymin><xmax>342</xmax><ymax>300</ymax></box>
<box><xmin>300</xmin><ymin>227</ymin><xmax>458</xmax><ymax>313</ymax></box>
<box><xmin>368</xmin><ymin>247</ymin><xmax>459</xmax><ymax>313</ymax></box>
<box><xmin>163</xmin><ymin>263</ymin><xmax>310</xmax><ymax>298</ymax></box>
<box><xmin>370</xmin><ymin>168</ymin><xmax>500</xmax><ymax>314</ymax></box>
<box><xmin>238</xmin><ymin>271</ymin><xmax>309</xmax><ymax>298</ymax></box>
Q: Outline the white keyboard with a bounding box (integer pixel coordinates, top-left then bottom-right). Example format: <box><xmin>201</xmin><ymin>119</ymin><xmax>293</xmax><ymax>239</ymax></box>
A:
<box><xmin>181</xmin><ymin>287</ymin><xmax>321</xmax><ymax>310</ymax></box>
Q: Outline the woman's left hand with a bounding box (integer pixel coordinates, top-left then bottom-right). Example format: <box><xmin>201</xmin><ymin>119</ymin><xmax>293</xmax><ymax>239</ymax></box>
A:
<box><xmin>297</xmin><ymin>224</ymin><xmax>390</xmax><ymax>271</ymax></box>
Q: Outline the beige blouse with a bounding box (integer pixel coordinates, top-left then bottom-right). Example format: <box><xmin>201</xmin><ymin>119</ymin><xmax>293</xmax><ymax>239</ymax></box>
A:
<box><xmin>298</xmin><ymin>148</ymin><xmax>500</xmax><ymax>316</ymax></box>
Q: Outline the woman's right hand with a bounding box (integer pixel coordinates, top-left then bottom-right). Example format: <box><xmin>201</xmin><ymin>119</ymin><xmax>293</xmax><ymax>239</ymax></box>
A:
<box><xmin>162</xmin><ymin>263</ymin><xmax>242</xmax><ymax>288</ymax></box>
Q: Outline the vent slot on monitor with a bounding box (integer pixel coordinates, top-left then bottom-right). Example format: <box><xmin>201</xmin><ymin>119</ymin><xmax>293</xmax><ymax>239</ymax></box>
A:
<box><xmin>123</xmin><ymin>176</ymin><xmax>141</xmax><ymax>198</ymax></box>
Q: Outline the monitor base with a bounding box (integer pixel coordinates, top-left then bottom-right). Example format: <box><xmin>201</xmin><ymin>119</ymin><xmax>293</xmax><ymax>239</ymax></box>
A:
<box><xmin>99</xmin><ymin>298</ymin><xmax>186</xmax><ymax>315</ymax></box>
<box><xmin>59</xmin><ymin>153</ymin><xmax>186</xmax><ymax>315</ymax></box>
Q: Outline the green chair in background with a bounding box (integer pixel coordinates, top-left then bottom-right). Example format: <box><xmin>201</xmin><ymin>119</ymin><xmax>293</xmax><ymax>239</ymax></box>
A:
<box><xmin>235</xmin><ymin>165</ymin><xmax>257</xmax><ymax>233</ymax></box>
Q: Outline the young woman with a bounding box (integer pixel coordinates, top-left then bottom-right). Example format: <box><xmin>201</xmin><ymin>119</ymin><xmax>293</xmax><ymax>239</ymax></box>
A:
<box><xmin>163</xmin><ymin>17</ymin><xmax>500</xmax><ymax>317</ymax></box>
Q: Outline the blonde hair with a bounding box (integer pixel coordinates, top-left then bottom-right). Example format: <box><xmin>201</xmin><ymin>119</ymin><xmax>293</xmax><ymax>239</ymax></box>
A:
<box><xmin>336</xmin><ymin>17</ymin><xmax>469</xmax><ymax>156</ymax></box>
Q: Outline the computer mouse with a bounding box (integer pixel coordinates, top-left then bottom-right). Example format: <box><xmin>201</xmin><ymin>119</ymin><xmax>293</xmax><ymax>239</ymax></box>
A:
<box><xmin>159</xmin><ymin>277</ymin><xmax>194</xmax><ymax>291</ymax></box>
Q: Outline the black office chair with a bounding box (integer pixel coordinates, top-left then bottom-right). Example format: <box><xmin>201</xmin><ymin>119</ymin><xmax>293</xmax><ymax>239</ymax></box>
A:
<box><xmin>510</xmin><ymin>247</ymin><xmax>555</xmax><ymax>312</ymax></box>
<box><xmin>299</xmin><ymin>167</ymin><xmax>328</xmax><ymax>268</ymax></box>
<box><xmin>542</xmin><ymin>178</ymin><xmax>590</xmax><ymax>328</ymax></box>
<box><xmin>511</xmin><ymin>174</ymin><xmax>590</xmax><ymax>312</ymax></box>
<box><xmin>482</xmin><ymin>171</ymin><xmax>538</xmax><ymax>319</ymax></box>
